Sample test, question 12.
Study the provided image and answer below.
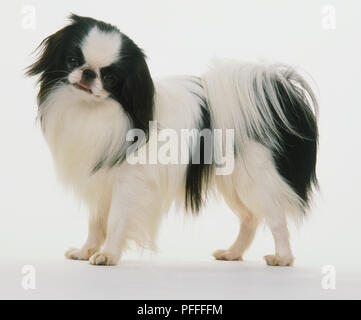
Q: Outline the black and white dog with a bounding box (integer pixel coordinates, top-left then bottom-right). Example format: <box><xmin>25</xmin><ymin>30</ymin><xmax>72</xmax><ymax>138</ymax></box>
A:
<box><xmin>27</xmin><ymin>15</ymin><xmax>318</xmax><ymax>266</ymax></box>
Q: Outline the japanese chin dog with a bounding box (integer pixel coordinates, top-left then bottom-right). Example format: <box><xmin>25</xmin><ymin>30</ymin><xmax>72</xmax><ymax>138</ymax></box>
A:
<box><xmin>27</xmin><ymin>14</ymin><xmax>318</xmax><ymax>266</ymax></box>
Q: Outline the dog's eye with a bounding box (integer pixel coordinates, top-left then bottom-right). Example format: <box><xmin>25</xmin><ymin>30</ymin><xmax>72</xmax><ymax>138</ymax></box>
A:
<box><xmin>67</xmin><ymin>56</ymin><xmax>80</xmax><ymax>69</ymax></box>
<box><xmin>103</xmin><ymin>73</ymin><xmax>117</xmax><ymax>87</ymax></box>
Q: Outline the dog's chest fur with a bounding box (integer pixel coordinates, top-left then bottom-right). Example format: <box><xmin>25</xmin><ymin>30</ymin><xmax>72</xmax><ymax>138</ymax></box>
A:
<box><xmin>40</xmin><ymin>86</ymin><xmax>129</xmax><ymax>191</ymax></box>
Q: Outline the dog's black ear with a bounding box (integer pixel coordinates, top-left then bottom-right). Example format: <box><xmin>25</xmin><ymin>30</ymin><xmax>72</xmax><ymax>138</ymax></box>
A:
<box><xmin>26</xmin><ymin>26</ymin><xmax>68</xmax><ymax>77</ymax></box>
<box><xmin>119</xmin><ymin>54</ymin><xmax>154</xmax><ymax>134</ymax></box>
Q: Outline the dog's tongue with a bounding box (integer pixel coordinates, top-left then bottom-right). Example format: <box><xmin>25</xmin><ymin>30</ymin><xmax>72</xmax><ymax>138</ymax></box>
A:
<box><xmin>78</xmin><ymin>82</ymin><xmax>90</xmax><ymax>90</ymax></box>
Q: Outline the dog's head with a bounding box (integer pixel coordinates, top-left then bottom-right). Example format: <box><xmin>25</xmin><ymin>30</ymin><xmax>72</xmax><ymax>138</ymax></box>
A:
<box><xmin>27</xmin><ymin>14</ymin><xmax>154</xmax><ymax>130</ymax></box>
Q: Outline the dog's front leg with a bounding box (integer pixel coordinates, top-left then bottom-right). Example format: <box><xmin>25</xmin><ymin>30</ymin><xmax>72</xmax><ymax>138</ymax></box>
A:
<box><xmin>65</xmin><ymin>200</ymin><xmax>109</xmax><ymax>261</ymax></box>
<box><xmin>89</xmin><ymin>168</ymin><xmax>161</xmax><ymax>266</ymax></box>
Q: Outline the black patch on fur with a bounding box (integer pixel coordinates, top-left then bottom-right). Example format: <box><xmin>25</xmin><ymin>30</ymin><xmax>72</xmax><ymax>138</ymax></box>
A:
<box><xmin>185</xmin><ymin>78</ymin><xmax>213</xmax><ymax>213</ymax></box>
<box><xmin>104</xmin><ymin>33</ymin><xmax>154</xmax><ymax>167</ymax></box>
<box><xmin>26</xmin><ymin>14</ymin><xmax>154</xmax><ymax>171</ymax></box>
<box><xmin>261</xmin><ymin>75</ymin><xmax>318</xmax><ymax>207</ymax></box>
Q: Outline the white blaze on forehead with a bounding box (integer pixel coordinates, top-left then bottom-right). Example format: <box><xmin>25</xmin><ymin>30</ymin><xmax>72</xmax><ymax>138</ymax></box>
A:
<box><xmin>81</xmin><ymin>27</ymin><xmax>121</xmax><ymax>68</ymax></box>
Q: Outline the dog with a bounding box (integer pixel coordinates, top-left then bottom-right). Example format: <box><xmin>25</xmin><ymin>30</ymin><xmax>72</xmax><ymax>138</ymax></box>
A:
<box><xmin>27</xmin><ymin>14</ymin><xmax>318</xmax><ymax>266</ymax></box>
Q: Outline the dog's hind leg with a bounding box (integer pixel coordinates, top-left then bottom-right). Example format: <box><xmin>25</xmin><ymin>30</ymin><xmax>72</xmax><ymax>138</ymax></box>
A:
<box><xmin>213</xmin><ymin>178</ymin><xmax>260</xmax><ymax>261</ymax></box>
<box><xmin>263</xmin><ymin>209</ymin><xmax>294</xmax><ymax>266</ymax></box>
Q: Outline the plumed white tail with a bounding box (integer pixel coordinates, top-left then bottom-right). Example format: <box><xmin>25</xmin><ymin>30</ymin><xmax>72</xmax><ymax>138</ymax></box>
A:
<box><xmin>202</xmin><ymin>60</ymin><xmax>318</xmax><ymax>155</ymax></box>
<box><xmin>203</xmin><ymin>60</ymin><xmax>319</xmax><ymax>213</ymax></box>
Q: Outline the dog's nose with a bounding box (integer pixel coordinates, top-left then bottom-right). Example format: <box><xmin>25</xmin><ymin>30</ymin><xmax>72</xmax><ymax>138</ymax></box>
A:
<box><xmin>82</xmin><ymin>69</ymin><xmax>96</xmax><ymax>81</ymax></box>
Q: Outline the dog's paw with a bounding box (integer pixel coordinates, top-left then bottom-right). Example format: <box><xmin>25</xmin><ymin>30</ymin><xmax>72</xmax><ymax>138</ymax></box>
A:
<box><xmin>89</xmin><ymin>252</ymin><xmax>118</xmax><ymax>266</ymax></box>
<box><xmin>213</xmin><ymin>249</ymin><xmax>243</xmax><ymax>261</ymax></box>
<box><xmin>65</xmin><ymin>248</ymin><xmax>96</xmax><ymax>261</ymax></box>
<box><xmin>264</xmin><ymin>254</ymin><xmax>294</xmax><ymax>266</ymax></box>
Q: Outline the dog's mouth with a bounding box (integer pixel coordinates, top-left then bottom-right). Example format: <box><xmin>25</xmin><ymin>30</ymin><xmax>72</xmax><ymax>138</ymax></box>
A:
<box><xmin>73</xmin><ymin>83</ymin><xmax>92</xmax><ymax>94</ymax></box>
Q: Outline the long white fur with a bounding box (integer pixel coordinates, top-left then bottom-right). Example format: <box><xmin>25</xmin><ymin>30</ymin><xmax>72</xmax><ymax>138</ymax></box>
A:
<box><xmin>204</xmin><ymin>59</ymin><xmax>318</xmax><ymax>155</ymax></box>
<box><xmin>41</xmin><ymin>29</ymin><xmax>311</xmax><ymax>266</ymax></box>
<box><xmin>203</xmin><ymin>61</ymin><xmax>306</xmax><ymax>217</ymax></box>
<box><xmin>42</xmin><ymin>77</ymin><xmax>203</xmax><ymax>264</ymax></box>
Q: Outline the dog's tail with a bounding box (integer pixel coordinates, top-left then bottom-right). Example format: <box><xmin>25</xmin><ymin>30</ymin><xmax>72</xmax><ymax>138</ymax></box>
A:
<box><xmin>202</xmin><ymin>60</ymin><xmax>319</xmax><ymax>210</ymax></box>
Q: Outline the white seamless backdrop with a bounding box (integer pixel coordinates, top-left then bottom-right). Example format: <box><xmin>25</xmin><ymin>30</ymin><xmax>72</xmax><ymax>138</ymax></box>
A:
<box><xmin>0</xmin><ymin>0</ymin><xmax>360</xmax><ymax>299</ymax></box>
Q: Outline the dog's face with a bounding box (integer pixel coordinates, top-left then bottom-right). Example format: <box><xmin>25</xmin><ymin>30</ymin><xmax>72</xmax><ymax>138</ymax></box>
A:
<box><xmin>66</xmin><ymin>26</ymin><xmax>122</xmax><ymax>100</ymax></box>
<box><xmin>27</xmin><ymin>14</ymin><xmax>154</xmax><ymax>131</ymax></box>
